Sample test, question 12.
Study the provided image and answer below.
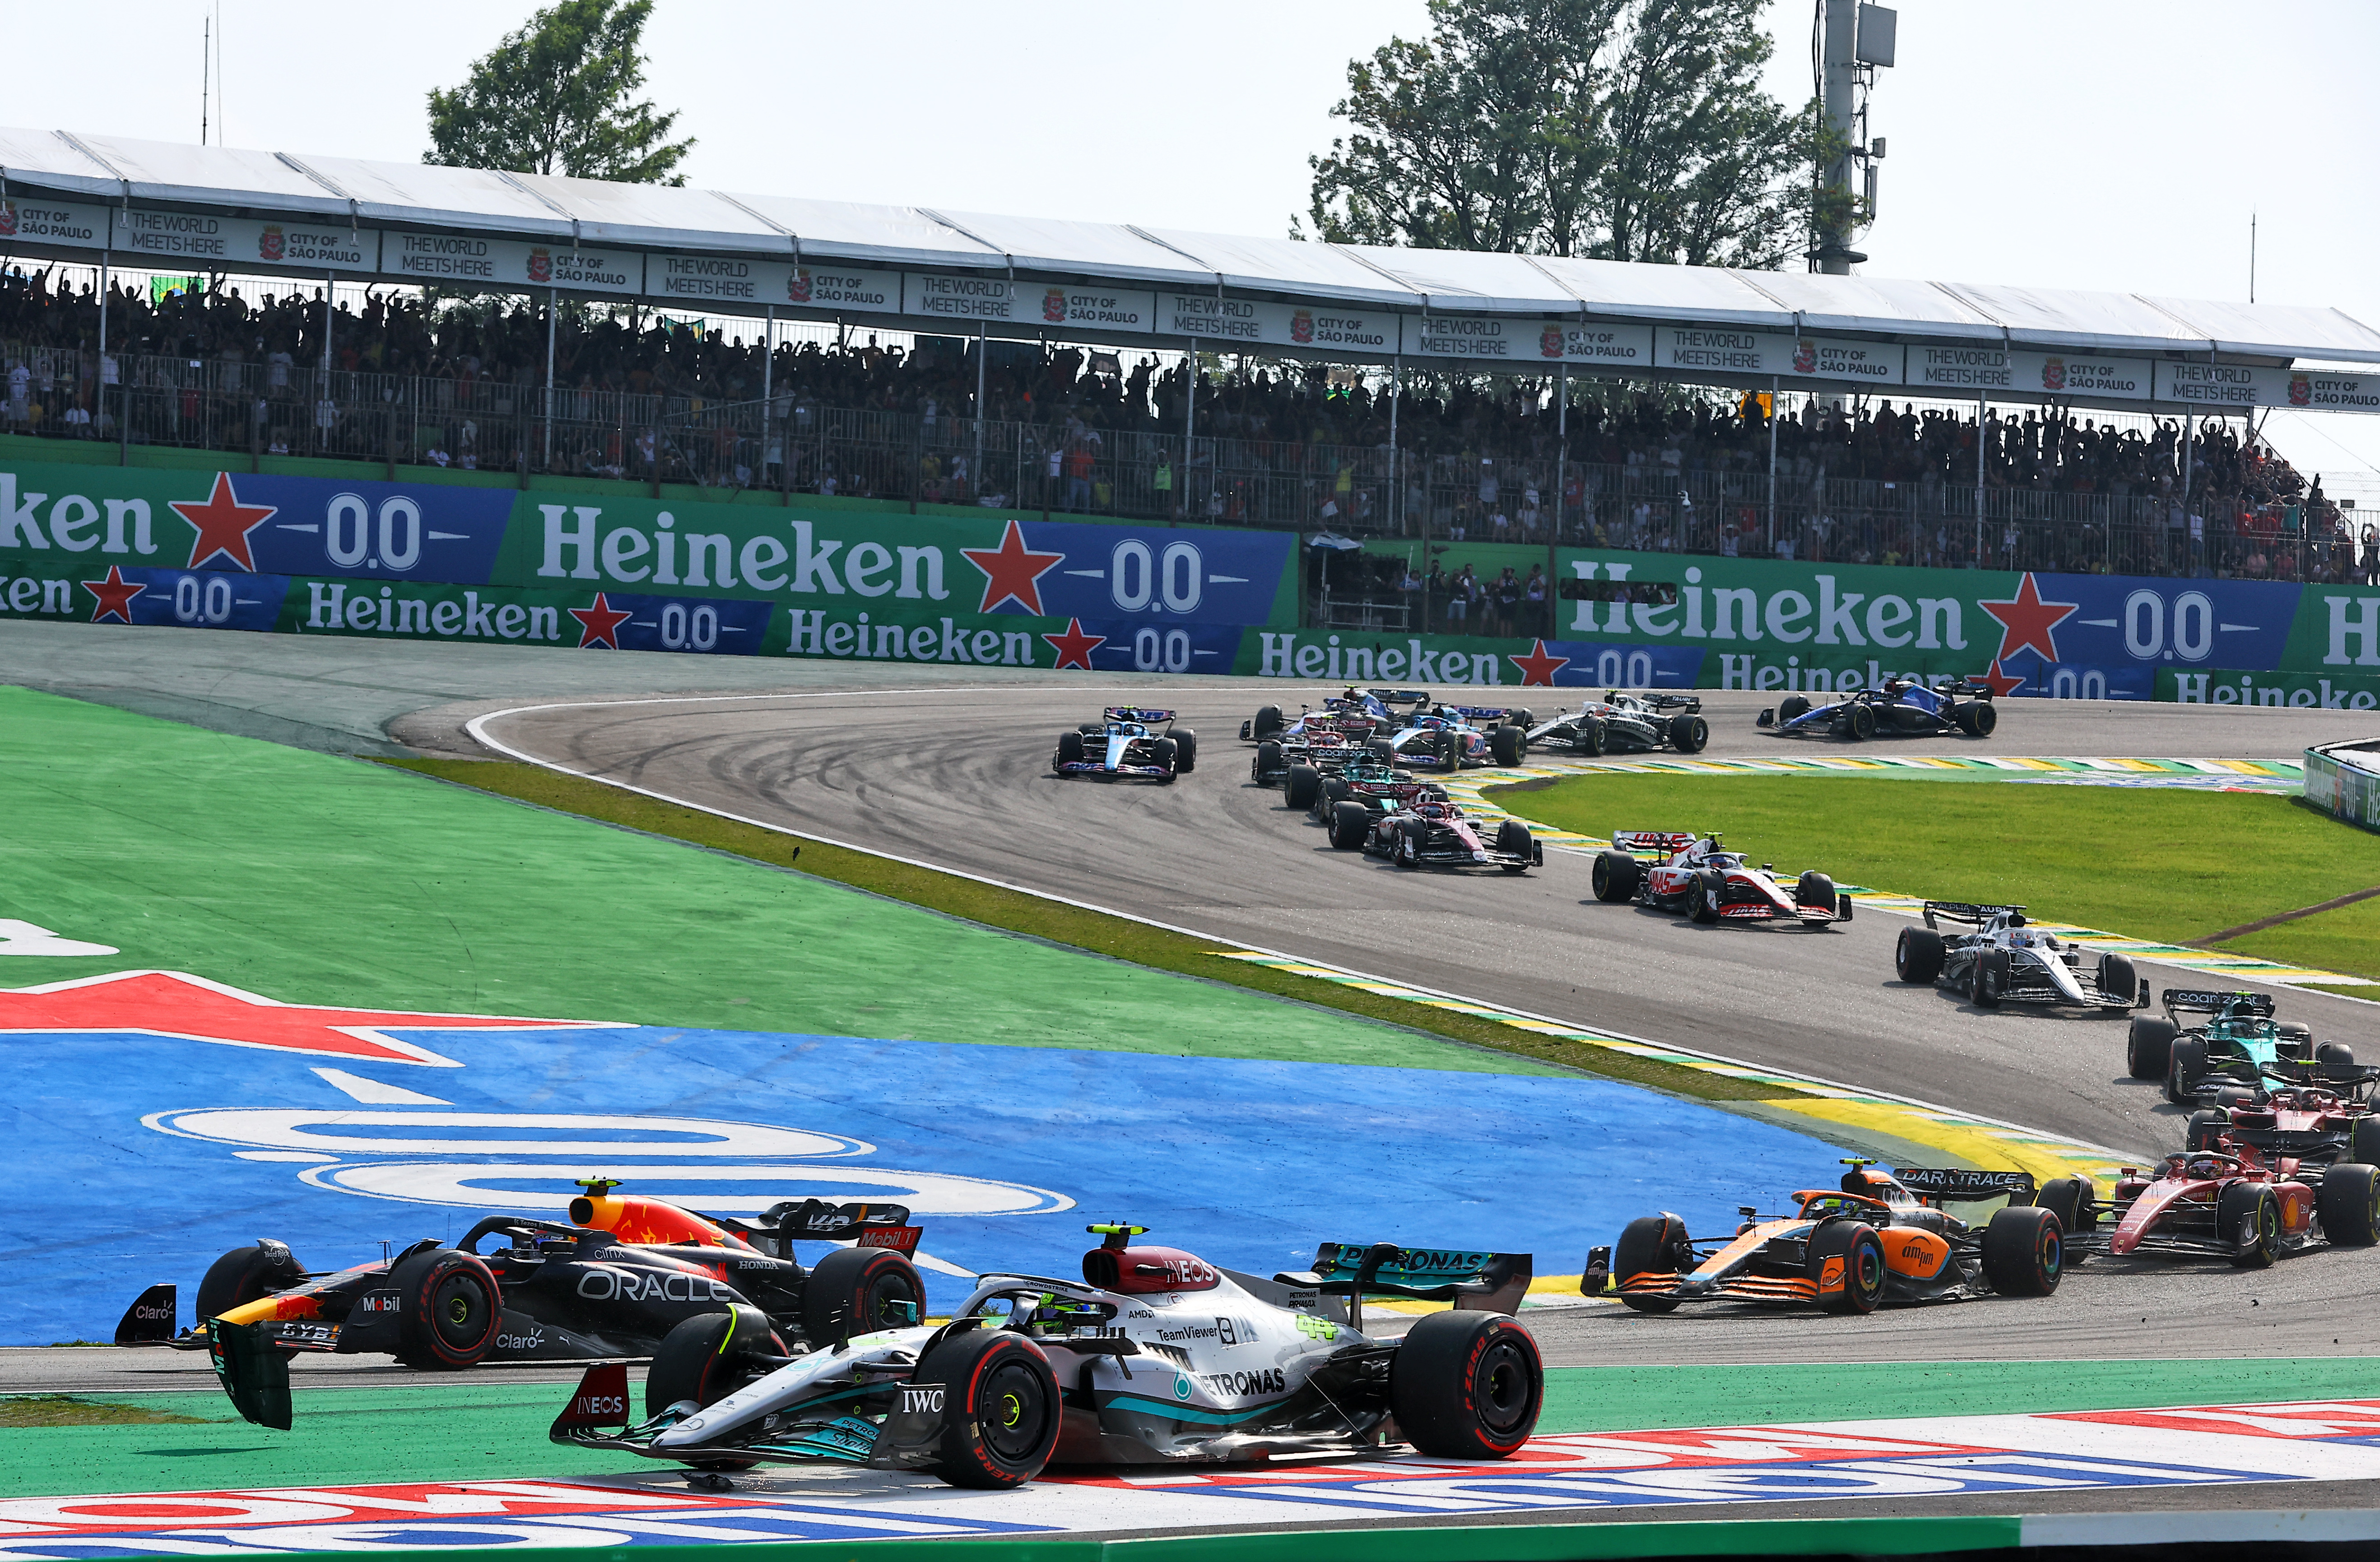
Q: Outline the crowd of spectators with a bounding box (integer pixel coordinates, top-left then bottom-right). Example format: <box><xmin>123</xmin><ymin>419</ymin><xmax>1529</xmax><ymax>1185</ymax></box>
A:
<box><xmin>0</xmin><ymin>262</ymin><xmax>2373</xmax><ymax>590</ymax></box>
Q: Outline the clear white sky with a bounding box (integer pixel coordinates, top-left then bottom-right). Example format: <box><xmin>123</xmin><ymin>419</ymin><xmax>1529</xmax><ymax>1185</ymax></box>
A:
<box><xmin>7</xmin><ymin>0</ymin><xmax>2378</xmax><ymax>484</ymax></box>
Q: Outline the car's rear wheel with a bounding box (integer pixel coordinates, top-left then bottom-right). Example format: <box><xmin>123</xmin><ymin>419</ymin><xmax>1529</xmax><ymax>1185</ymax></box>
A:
<box><xmin>2218</xmin><ymin>1182</ymin><xmax>2284</xmax><ymax>1268</ymax></box>
<box><xmin>1847</xmin><ymin>701</ymin><xmax>1877</xmax><ymax>742</ymax></box>
<box><xmin>1330</xmin><ymin>801</ymin><xmax>1371</xmax><ymax>850</ymax></box>
<box><xmin>1777</xmin><ymin>694</ymin><xmax>1811</xmax><ymax>723</ymax></box>
<box><xmin>1055</xmin><ymin>730</ymin><xmax>1085</xmax><ymax>771</ymax></box>
<box><xmin>2166</xmin><ymin>1037</ymin><xmax>2208</xmax><ymax>1106</ymax></box>
<box><xmin>2186</xmin><ymin>1109</ymin><xmax>2230</xmax><ymax>1153</ymax></box>
<box><xmin>1970</xmin><ymin>701</ymin><xmax>1998</xmax><ymax>737</ymax></box>
<box><xmin>2033</xmin><ymin>1177</ymin><xmax>2093</xmax><ymax>1237</ymax></box>
<box><xmin>1895</xmin><ymin>927</ymin><xmax>1945</xmax><ymax>983</ymax></box>
<box><xmin>2127</xmin><ymin>1016</ymin><xmax>2177</xmax><ymax>1080</ymax></box>
<box><xmin>2319</xmin><ymin>1163</ymin><xmax>2380</xmax><ymax>1247</ymax></box>
<box><xmin>1283</xmin><ymin>764</ymin><xmax>1321</xmax><ymax>810</ymax></box>
<box><xmin>1808</xmin><ymin>1222</ymin><xmax>1887</xmax><ymax>1314</ymax></box>
<box><xmin>1495</xmin><ymin>818</ymin><xmax>1534</xmax><ymax>871</ymax></box>
<box><xmin>1980</xmin><ymin>1205</ymin><xmax>2063</xmax><ymax>1296</ymax></box>
<box><xmin>1390</xmin><ymin>1311</ymin><xmax>1543</xmax><ymax>1459</ymax></box>
<box><xmin>801</xmin><ymin>1247</ymin><xmax>924</xmax><ymax>1348</ymax></box>
<box><xmin>1591</xmin><ymin>851</ymin><xmax>1641</xmax><ymax>903</ymax></box>
<box><xmin>2352</xmin><ymin>1117</ymin><xmax>2380</xmax><ymax>1166</ymax></box>
<box><xmin>918</xmin><ymin>1329</ymin><xmax>1060</xmax><ymax>1489</ymax></box>
<box><xmin>1668</xmin><ymin>713</ymin><xmax>1709</xmax><ymax>754</ymax></box>
<box><xmin>195</xmin><ymin>1242</ymin><xmax>307</xmax><ymax>1324</ymax></box>
<box><xmin>2319</xmin><ymin>1041</ymin><xmax>2357</xmax><ymax>1068</ymax></box>
<box><xmin>390</xmin><ymin>1248</ymin><xmax>501</xmax><ymax>1370</ymax></box>
<box><xmin>1613</xmin><ymin>1214</ymin><xmax>1690</xmax><ymax>1313</ymax></box>
<box><xmin>1490</xmin><ymin>725</ymin><xmax>1525</xmax><ymax>766</ymax></box>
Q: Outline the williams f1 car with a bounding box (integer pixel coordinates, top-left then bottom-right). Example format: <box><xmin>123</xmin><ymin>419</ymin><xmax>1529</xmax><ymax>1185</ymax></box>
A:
<box><xmin>2099</xmin><ymin>1134</ymin><xmax>2380</xmax><ymax>1267</ymax></box>
<box><xmin>1590</xmin><ymin>831</ymin><xmax>1850</xmax><ymax>927</ymax></box>
<box><xmin>1055</xmin><ymin>708</ymin><xmax>1197</xmax><ymax>782</ymax></box>
<box><xmin>2124</xmin><ymin>988</ymin><xmax>2332</xmax><ymax>1105</ymax></box>
<box><xmin>1340</xmin><ymin>793</ymin><xmax>1542</xmax><ymax>872</ymax></box>
<box><xmin>1588</xmin><ymin>1160</ymin><xmax>2071</xmax><ymax>1315</ymax></box>
<box><xmin>550</xmin><ymin>1222</ymin><xmax>1542</xmax><ymax>1488</ymax></box>
<box><xmin>1757</xmin><ymin>677</ymin><xmax>1997</xmax><ymax>741</ymax></box>
<box><xmin>119</xmin><ymin>1181</ymin><xmax>926</xmax><ymax>1428</ymax></box>
<box><xmin>1525</xmin><ymin>692</ymin><xmax>1709</xmax><ymax>757</ymax></box>
<box><xmin>1895</xmin><ymin>903</ymin><xmax>2143</xmax><ymax>1011</ymax></box>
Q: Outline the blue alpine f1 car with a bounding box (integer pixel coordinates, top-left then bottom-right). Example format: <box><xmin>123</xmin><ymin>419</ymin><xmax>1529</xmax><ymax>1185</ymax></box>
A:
<box><xmin>1757</xmin><ymin>677</ymin><xmax>1996</xmax><ymax>741</ymax></box>
<box><xmin>1053</xmin><ymin>708</ymin><xmax>1198</xmax><ymax>782</ymax></box>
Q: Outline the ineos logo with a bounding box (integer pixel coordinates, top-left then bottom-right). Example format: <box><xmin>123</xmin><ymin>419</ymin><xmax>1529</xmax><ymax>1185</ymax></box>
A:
<box><xmin>901</xmin><ymin>1386</ymin><xmax>945</xmax><ymax>1415</ymax></box>
<box><xmin>575</xmin><ymin>1267</ymin><xmax>732</xmax><ymax>1304</ymax></box>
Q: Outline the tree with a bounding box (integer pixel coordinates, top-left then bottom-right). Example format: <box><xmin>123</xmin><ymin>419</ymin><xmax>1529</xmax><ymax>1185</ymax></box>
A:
<box><xmin>1302</xmin><ymin>0</ymin><xmax>1812</xmax><ymax>270</ymax></box>
<box><xmin>426</xmin><ymin>0</ymin><xmax>693</xmax><ymax>185</ymax></box>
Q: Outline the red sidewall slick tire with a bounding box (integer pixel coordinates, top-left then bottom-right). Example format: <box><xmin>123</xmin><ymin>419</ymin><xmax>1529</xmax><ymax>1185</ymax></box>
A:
<box><xmin>919</xmin><ymin>1328</ymin><xmax>1061</xmax><ymax>1488</ymax></box>
<box><xmin>800</xmin><ymin>1246</ymin><xmax>925</xmax><ymax>1348</ymax></box>
<box><xmin>1390</xmin><ymin>1311</ymin><xmax>1543</xmax><ymax>1459</ymax></box>
<box><xmin>389</xmin><ymin>1248</ymin><xmax>502</xmax><ymax>1369</ymax></box>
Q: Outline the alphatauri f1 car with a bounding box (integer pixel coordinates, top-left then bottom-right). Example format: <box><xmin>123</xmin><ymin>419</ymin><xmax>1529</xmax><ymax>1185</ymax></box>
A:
<box><xmin>550</xmin><ymin>1223</ymin><xmax>1542</xmax><ymax>1488</ymax></box>
<box><xmin>2125</xmin><ymin>988</ymin><xmax>2332</xmax><ymax>1105</ymax></box>
<box><xmin>1525</xmin><ymin>692</ymin><xmax>1708</xmax><ymax>757</ymax></box>
<box><xmin>2101</xmin><ymin>1134</ymin><xmax>2380</xmax><ymax>1267</ymax></box>
<box><xmin>1339</xmin><ymin>793</ymin><xmax>1542</xmax><ymax>872</ymax></box>
<box><xmin>120</xmin><ymin>1182</ymin><xmax>925</xmax><ymax>1428</ymax></box>
<box><xmin>1590</xmin><ymin>832</ymin><xmax>1850</xmax><ymax>927</ymax></box>
<box><xmin>1757</xmin><ymin>677</ymin><xmax>1997</xmax><ymax>741</ymax></box>
<box><xmin>1054</xmin><ymin>708</ymin><xmax>1197</xmax><ymax>782</ymax></box>
<box><xmin>1895</xmin><ymin>903</ymin><xmax>2143</xmax><ymax>1011</ymax></box>
<box><xmin>1589</xmin><ymin>1160</ymin><xmax>2071</xmax><ymax>1315</ymax></box>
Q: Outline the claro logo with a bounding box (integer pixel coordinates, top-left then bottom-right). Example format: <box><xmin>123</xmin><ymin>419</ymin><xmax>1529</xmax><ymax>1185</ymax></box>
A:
<box><xmin>575</xmin><ymin>1267</ymin><xmax>734</xmax><ymax>1304</ymax></box>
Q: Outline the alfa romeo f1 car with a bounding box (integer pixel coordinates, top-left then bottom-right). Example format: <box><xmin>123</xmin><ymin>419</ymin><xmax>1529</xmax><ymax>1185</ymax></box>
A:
<box><xmin>1590</xmin><ymin>831</ymin><xmax>1850</xmax><ymax>927</ymax></box>
<box><xmin>1588</xmin><ymin>1160</ymin><xmax>2071</xmax><ymax>1315</ymax></box>
<box><xmin>120</xmin><ymin>1181</ymin><xmax>926</xmax><ymax>1428</ymax></box>
<box><xmin>1054</xmin><ymin>708</ymin><xmax>1197</xmax><ymax>782</ymax></box>
<box><xmin>2124</xmin><ymin>988</ymin><xmax>2333</xmax><ymax>1105</ymax></box>
<box><xmin>1757</xmin><ymin>677</ymin><xmax>1997</xmax><ymax>741</ymax></box>
<box><xmin>1894</xmin><ymin>903</ymin><xmax>2143</xmax><ymax>1011</ymax></box>
<box><xmin>1525</xmin><ymin>692</ymin><xmax>1709</xmax><ymax>757</ymax></box>
<box><xmin>1339</xmin><ymin>793</ymin><xmax>1542</xmax><ymax>873</ymax></box>
<box><xmin>2099</xmin><ymin>1134</ymin><xmax>2380</xmax><ymax>1267</ymax></box>
<box><xmin>549</xmin><ymin>1222</ymin><xmax>1542</xmax><ymax>1489</ymax></box>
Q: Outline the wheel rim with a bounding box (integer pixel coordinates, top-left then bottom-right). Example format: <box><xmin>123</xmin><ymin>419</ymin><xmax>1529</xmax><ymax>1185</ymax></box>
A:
<box><xmin>979</xmin><ymin>1358</ymin><xmax>1051</xmax><ymax>1464</ymax></box>
<box><xmin>1853</xmin><ymin>1238</ymin><xmax>1885</xmax><ymax>1300</ymax></box>
<box><xmin>866</xmin><ymin>1273</ymin><xmax>920</xmax><ymax>1330</ymax></box>
<box><xmin>2038</xmin><ymin>1224</ymin><xmax>2062</xmax><ymax>1280</ymax></box>
<box><xmin>430</xmin><ymin>1272</ymin><xmax>488</xmax><ymax>1346</ymax></box>
<box><xmin>1473</xmin><ymin>1337</ymin><xmax>1535</xmax><ymax>1437</ymax></box>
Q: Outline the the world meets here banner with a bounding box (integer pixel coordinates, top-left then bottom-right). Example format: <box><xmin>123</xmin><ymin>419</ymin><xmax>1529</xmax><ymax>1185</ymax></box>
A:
<box><xmin>1</xmin><ymin>457</ymin><xmax>2378</xmax><ymax>701</ymax></box>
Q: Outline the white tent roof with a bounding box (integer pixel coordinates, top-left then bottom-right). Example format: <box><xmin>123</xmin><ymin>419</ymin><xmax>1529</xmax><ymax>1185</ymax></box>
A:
<box><xmin>5</xmin><ymin>126</ymin><xmax>2378</xmax><ymax>365</ymax></box>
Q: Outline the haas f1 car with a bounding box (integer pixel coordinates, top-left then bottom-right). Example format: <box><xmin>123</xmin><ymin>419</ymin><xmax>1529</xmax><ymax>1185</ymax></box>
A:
<box><xmin>1757</xmin><ymin>677</ymin><xmax>1997</xmax><ymax>741</ymax></box>
<box><xmin>1526</xmin><ymin>692</ymin><xmax>1709</xmax><ymax>757</ymax></box>
<box><xmin>1054</xmin><ymin>708</ymin><xmax>1197</xmax><ymax>782</ymax></box>
<box><xmin>551</xmin><ymin>1222</ymin><xmax>1543</xmax><ymax>1489</ymax></box>
<box><xmin>1589</xmin><ymin>1160</ymin><xmax>2072</xmax><ymax>1315</ymax></box>
<box><xmin>2125</xmin><ymin>988</ymin><xmax>2333</xmax><ymax>1105</ymax></box>
<box><xmin>1590</xmin><ymin>832</ymin><xmax>1851</xmax><ymax>928</ymax></box>
<box><xmin>2100</xmin><ymin>1133</ymin><xmax>2380</xmax><ymax>1267</ymax></box>
<box><xmin>117</xmin><ymin>1181</ymin><xmax>926</xmax><ymax>1429</ymax></box>
<box><xmin>1895</xmin><ymin>904</ymin><xmax>2143</xmax><ymax>1011</ymax></box>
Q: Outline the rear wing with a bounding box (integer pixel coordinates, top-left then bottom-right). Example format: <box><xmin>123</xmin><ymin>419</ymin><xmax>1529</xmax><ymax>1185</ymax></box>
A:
<box><xmin>1612</xmin><ymin>830</ymin><xmax>1696</xmax><ymax>857</ymax></box>
<box><xmin>2164</xmin><ymin>988</ymin><xmax>2275</xmax><ymax>1020</ymax></box>
<box><xmin>1921</xmin><ymin>901</ymin><xmax>2022</xmax><ymax>929</ymax></box>
<box><xmin>1364</xmin><ymin>689</ymin><xmax>1431</xmax><ymax>705</ymax></box>
<box><xmin>1892</xmin><ymin>1168</ymin><xmax>2036</xmax><ymax>1206</ymax></box>
<box><xmin>1449</xmin><ymin>705</ymin><xmax>1516</xmax><ymax>722</ymax></box>
<box><xmin>1104</xmin><ymin>706</ymin><xmax>1173</xmax><ymax>724</ymax></box>
<box><xmin>720</xmin><ymin>1199</ymin><xmax>920</xmax><ymax>1256</ymax></box>
<box><xmin>2259</xmin><ymin>1058</ymin><xmax>2379</xmax><ymax>1089</ymax></box>
<box><xmin>1277</xmin><ymin>1242</ymin><xmax>1531</xmax><ymax>1316</ymax></box>
<box><xmin>1638</xmin><ymin>692</ymin><xmax>1701</xmax><ymax>711</ymax></box>
<box><xmin>1938</xmin><ymin>678</ymin><xmax>1995</xmax><ymax>699</ymax></box>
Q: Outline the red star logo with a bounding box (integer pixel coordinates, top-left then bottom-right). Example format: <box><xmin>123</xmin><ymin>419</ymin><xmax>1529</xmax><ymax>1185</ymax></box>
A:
<box><xmin>1041</xmin><ymin>618</ymin><xmax>1105</xmax><ymax>671</ymax></box>
<box><xmin>569</xmin><ymin>592</ymin><xmax>633</xmax><ymax>649</ymax></box>
<box><xmin>1976</xmin><ymin>660</ymin><xmax>2027</xmax><ymax>698</ymax></box>
<box><xmin>82</xmin><ymin>565</ymin><xmax>144</xmax><ymax>624</ymax></box>
<box><xmin>1508</xmin><ymin>639</ymin><xmax>1571</xmax><ymax>687</ymax></box>
<box><xmin>168</xmin><ymin>472</ymin><xmax>276</xmax><ymax>571</ymax></box>
<box><xmin>0</xmin><ymin>970</ymin><xmax>621</xmax><ymax>1067</ymax></box>
<box><xmin>960</xmin><ymin>519</ymin><xmax>1066</xmax><ymax>615</ymax></box>
<box><xmin>1978</xmin><ymin>573</ymin><xmax>2079</xmax><ymax>665</ymax></box>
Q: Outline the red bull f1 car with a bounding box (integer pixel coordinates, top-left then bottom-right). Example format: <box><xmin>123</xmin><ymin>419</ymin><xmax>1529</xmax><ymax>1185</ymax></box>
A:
<box><xmin>1054</xmin><ymin>708</ymin><xmax>1197</xmax><ymax>782</ymax></box>
<box><xmin>1590</xmin><ymin>831</ymin><xmax>1850</xmax><ymax>927</ymax></box>
<box><xmin>1895</xmin><ymin>903</ymin><xmax>2142</xmax><ymax>1011</ymax></box>
<box><xmin>1588</xmin><ymin>1160</ymin><xmax>2072</xmax><ymax>1315</ymax></box>
<box><xmin>1757</xmin><ymin>677</ymin><xmax>1997</xmax><ymax>741</ymax></box>
<box><xmin>2101</xmin><ymin>1133</ymin><xmax>2380</xmax><ymax>1267</ymax></box>
<box><xmin>549</xmin><ymin>1222</ymin><xmax>1542</xmax><ymax>1489</ymax></box>
<box><xmin>117</xmin><ymin>1181</ymin><xmax>925</xmax><ymax>1429</ymax></box>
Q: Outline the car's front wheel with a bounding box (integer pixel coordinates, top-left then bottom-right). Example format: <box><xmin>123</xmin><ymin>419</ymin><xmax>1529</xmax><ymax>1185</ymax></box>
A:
<box><xmin>919</xmin><ymin>1329</ymin><xmax>1060</xmax><ymax>1489</ymax></box>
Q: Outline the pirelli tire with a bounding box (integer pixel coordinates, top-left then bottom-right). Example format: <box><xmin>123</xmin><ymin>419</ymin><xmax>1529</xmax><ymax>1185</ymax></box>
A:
<box><xmin>1490</xmin><ymin>724</ymin><xmax>1525</xmax><ymax>767</ymax></box>
<box><xmin>2033</xmin><ymin>1177</ymin><xmax>2095</xmax><ymax>1238</ymax></box>
<box><xmin>1667</xmin><ymin>713</ymin><xmax>1710</xmax><ymax>754</ymax></box>
<box><xmin>2098</xmin><ymin>953</ymin><xmax>2139</xmax><ymax>1009</ymax></box>
<box><xmin>1283</xmin><ymin>764</ymin><xmax>1322</xmax><ymax>811</ymax></box>
<box><xmin>1895</xmin><ymin>926</ymin><xmax>1946</xmax><ymax>984</ymax></box>
<box><xmin>1495</xmin><ymin>818</ymin><xmax>1536</xmax><ymax>872</ymax></box>
<box><xmin>1795</xmin><ymin>871</ymin><xmax>1838</xmax><ymax>926</ymax></box>
<box><xmin>800</xmin><ymin>1247</ymin><xmax>925</xmax><ymax>1348</ymax></box>
<box><xmin>916</xmin><ymin>1328</ymin><xmax>1061</xmax><ymax>1489</ymax></box>
<box><xmin>195</xmin><ymin>1241</ymin><xmax>308</xmax><ymax>1325</ymax></box>
<box><xmin>1253</xmin><ymin>739</ymin><xmax>1283</xmax><ymax>784</ymax></box>
<box><xmin>2186</xmin><ymin>1109</ymin><xmax>2231</xmax><ymax>1153</ymax></box>
<box><xmin>1438</xmin><ymin>730</ymin><xmax>1465</xmax><ymax>769</ymax></box>
<box><xmin>1150</xmin><ymin>738</ymin><xmax>1180</xmax><ymax>782</ymax></box>
<box><xmin>1971</xmin><ymin>950</ymin><xmax>2009</xmax><ymax>1008</ymax></box>
<box><xmin>2220</xmin><ymin>1182</ymin><xmax>2285</xmax><ymax>1269</ymax></box>
<box><xmin>2128</xmin><ymin>1015</ymin><xmax>2178</xmax><ymax>1080</ymax></box>
<box><xmin>387</xmin><ymin>1247</ymin><xmax>502</xmax><ymax>1370</ymax></box>
<box><xmin>2318</xmin><ymin>1162</ymin><xmax>2380</xmax><ymax>1247</ymax></box>
<box><xmin>1252</xmin><ymin>705</ymin><xmax>1284</xmax><ymax>740</ymax></box>
<box><xmin>1612</xmin><ymin>1214</ymin><xmax>1690</xmax><ymax>1314</ymax></box>
<box><xmin>1970</xmin><ymin>700</ymin><xmax>1999</xmax><ymax>736</ymax></box>
<box><xmin>1330</xmin><ymin>800</ymin><xmax>1371</xmax><ymax>851</ymax></box>
<box><xmin>2166</xmin><ymin>1036</ymin><xmax>2209</xmax><ymax>1106</ymax></box>
<box><xmin>1575</xmin><ymin>714</ymin><xmax>1607</xmax><ymax>757</ymax></box>
<box><xmin>1807</xmin><ymin>1221</ymin><xmax>1887</xmax><ymax>1314</ymax></box>
<box><xmin>1776</xmin><ymin>694</ymin><xmax>1811</xmax><ymax>724</ymax></box>
<box><xmin>1054</xmin><ymin>730</ymin><xmax>1086</xmax><ymax>772</ymax></box>
<box><xmin>1171</xmin><ymin>728</ymin><xmax>1198</xmax><ymax>772</ymax></box>
<box><xmin>1591</xmin><ymin>851</ymin><xmax>1641</xmax><ymax>903</ymax></box>
<box><xmin>1847</xmin><ymin>701</ymin><xmax>1878</xmax><ymax>742</ymax></box>
<box><xmin>1389</xmin><ymin>1310</ymin><xmax>1543</xmax><ymax>1460</ymax></box>
<box><xmin>646</xmin><ymin>1307</ymin><xmax>781</xmax><ymax>1469</ymax></box>
<box><xmin>1689</xmin><ymin>870</ymin><xmax>1723</xmax><ymax>924</ymax></box>
<box><xmin>1979</xmin><ymin>1205</ymin><xmax>2064</xmax><ymax>1297</ymax></box>
<box><xmin>2352</xmin><ymin>1116</ymin><xmax>2380</xmax><ymax>1167</ymax></box>
<box><xmin>2319</xmin><ymin>1041</ymin><xmax>2357</xmax><ymax>1068</ymax></box>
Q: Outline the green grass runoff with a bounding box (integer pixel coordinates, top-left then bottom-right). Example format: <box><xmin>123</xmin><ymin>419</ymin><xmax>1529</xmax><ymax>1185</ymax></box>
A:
<box><xmin>1487</xmin><ymin>772</ymin><xmax>2380</xmax><ymax>982</ymax></box>
<box><xmin>381</xmin><ymin>758</ymin><xmax>1797</xmax><ymax>1101</ymax></box>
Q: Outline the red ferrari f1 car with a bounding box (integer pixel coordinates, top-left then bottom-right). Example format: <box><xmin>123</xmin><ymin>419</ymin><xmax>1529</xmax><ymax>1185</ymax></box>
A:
<box><xmin>1590</xmin><ymin>831</ymin><xmax>1852</xmax><ymax>928</ymax></box>
<box><xmin>2101</xmin><ymin>1131</ymin><xmax>2380</xmax><ymax>1267</ymax></box>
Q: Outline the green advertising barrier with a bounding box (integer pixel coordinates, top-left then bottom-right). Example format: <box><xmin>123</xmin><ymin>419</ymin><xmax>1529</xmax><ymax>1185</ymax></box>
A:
<box><xmin>2157</xmin><ymin>667</ymin><xmax>2380</xmax><ymax>709</ymax></box>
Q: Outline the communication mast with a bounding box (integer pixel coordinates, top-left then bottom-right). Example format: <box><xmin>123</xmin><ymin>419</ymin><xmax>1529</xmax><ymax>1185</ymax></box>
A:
<box><xmin>1810</xmin><ymin>0</ymin><xmax>1895</xmax><ymax>274</ymax></box>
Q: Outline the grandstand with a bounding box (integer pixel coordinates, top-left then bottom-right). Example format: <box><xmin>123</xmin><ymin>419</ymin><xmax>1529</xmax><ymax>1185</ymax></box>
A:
<box><xmin>1</xmin><ymin>125</ymin><xmax>2376</xmax><ymax>614</ymax></box>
